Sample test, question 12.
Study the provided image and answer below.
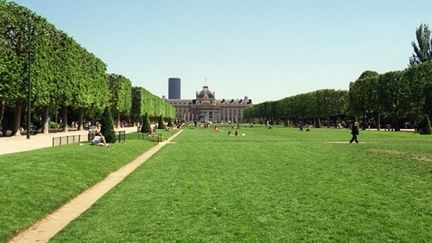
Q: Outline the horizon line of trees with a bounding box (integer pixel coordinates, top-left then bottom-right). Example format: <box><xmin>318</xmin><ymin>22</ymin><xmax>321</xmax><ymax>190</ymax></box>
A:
<box><xmin>244</xmin><ymin>89</ymin><xmax>348</xmax><ymax>128</ymax></box>
<box><xmin>0</xmin><ymin>1</ymin><xmax>174</xmax><ymax>136</ymax></box>
<box><xmin>245</xmin><ymin>23</ymin><xmax>432</xmax><ymax>133</ymax></box>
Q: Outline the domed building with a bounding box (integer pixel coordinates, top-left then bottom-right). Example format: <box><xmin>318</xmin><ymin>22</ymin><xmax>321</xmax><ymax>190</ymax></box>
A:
<box><xmin>167</xmin><ymin>85</ymin><xmax>252</xmax><ymax>122</ymax></box>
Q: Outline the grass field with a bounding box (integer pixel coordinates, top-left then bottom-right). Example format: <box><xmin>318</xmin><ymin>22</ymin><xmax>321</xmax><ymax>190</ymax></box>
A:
<box><xmin>48</xmin><ymin>126</ymin><xmax>432</xmax><ymax>242</ymax></box>
<box><xmin>0</xmin><ymin>130</ymin><xmax>175</xmax><ymax>242</ymax></box>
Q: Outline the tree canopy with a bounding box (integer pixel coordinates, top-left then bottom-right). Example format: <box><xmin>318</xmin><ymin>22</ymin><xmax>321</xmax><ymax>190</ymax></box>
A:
<box><xmin>410</xmin><ymin>23</ymin><xmax>432</xmax><ymax>65</ymax></box>
<box><xmin>0</xmin><ymin>1</ymin><xmax>175</xmax><ymax>135</ymax></box>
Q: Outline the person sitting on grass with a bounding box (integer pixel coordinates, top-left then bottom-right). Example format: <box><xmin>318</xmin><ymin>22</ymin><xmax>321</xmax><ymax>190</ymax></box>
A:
<box><xmin>92</xmin><ymin>131</ymin><xmax>109</xmax><ymax>147</ymax></box>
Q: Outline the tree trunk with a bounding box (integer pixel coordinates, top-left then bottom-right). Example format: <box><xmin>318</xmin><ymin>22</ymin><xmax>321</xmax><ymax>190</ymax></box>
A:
<box><xmin>377</xmin><ymin>112</ymin><xmax>381</xmax><ymax>131</ymax></box>
<box><xmin>117</xmin><ymin>113</ymin><xmax>121</xmax><ymax>128</ymax></box>
<box><xmin>11</xmin><ymin>101</ymin><xmax>23</xmax><ymax>136</ymax></box>
<box><xmin>78</xmin><ymin>108</ymin><xmax>84</xmax><ymax>131</ymax></box>
<box><xmin>394</xmin><ymin>111</ymin><xmax>400</xmax><ymax>131</ymax></box>
<box><xmin>0</xmin><ymin>100</ymin><xmax>4</xmax><ymax>127</ymax></box>
<box><xmin>41</xmin><ymin>106</ymin><xmax>49</xmax><ymax>134</ymax></box>
<box><xmin>62</xmin><ymin>107</ymin><xmax>68</xmax><ymax>132</ymax></box>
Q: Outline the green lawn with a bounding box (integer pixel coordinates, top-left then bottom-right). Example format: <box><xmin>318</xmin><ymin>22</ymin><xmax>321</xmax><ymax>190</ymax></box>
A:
<box><xmin>49</xmin><ymin>127</ymin><xmax>432</xmax><ymax>242</ymax></box>
<box><xmin>0</xmin><ymin>130</ymin><xmax>176</xmax><ymax>242</ymax></box>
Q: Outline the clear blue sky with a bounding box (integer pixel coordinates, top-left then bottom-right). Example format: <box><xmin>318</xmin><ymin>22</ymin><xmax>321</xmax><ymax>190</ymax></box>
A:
<box><xmin>13</xmin><ymin>0</ymin><xmax>432</xmax><ymax>103</ymax></box>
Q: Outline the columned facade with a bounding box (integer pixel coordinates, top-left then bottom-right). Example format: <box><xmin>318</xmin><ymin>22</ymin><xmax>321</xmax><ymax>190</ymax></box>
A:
<box><xmin>168</xmin><ymin>86</ymin><xmax>252</xmax><ymax>123</ymax></box>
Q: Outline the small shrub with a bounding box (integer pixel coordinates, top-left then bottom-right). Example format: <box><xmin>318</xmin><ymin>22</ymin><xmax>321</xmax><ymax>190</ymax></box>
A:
<box><xmin>141</xmin><ymin>113</ymin><xmax>151</xmax><ymax>133</ymax></box>
<box><xmin>158</xmin><ymin>116</ymin><xmax>165</xmax><ymax>130</ymax></box>
<box><xmin>101</xmin><ymin>107</ymin><xmax>116</xmax><ymax>143</ymax></box>
<box><xmin>49</xmin><ymin>121</ymin><xmax>59</xmax><ymax>128</ymax></box>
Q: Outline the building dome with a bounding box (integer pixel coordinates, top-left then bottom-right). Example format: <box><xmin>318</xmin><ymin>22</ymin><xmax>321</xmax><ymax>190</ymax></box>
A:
<box><xmin>196</xmin><ymin>86</ymin><xmax>215</xmax><ymax>99</ymax></box>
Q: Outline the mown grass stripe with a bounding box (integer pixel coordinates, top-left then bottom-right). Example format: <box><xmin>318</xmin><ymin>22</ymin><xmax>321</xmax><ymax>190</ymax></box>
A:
<box><xmin>50</xmin><ymin>127</ymin><xmax>432</xmax><ymax>242</ymax></box>
<box><xmin>8</xmin><ymin>130</ymin><xmax>182</xmax><ymax>243</ymax></box>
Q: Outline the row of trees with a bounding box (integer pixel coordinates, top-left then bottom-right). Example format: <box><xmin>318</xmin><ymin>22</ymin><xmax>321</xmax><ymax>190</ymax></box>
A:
<box><xmin>131</xmin><ymin>86</ymin><xmax>176</xmax><ymax>125</ymax></box>
<box><xmin>0</xmin><ymin>1</ymin><xmax>174</xmax><ymax>136</ymax></box>
<box><xmin>348</xmin><ymin>62</ymin><xmax>431</xmax><ymax>132</ymax></box>
<box><xmin>245</xmin><ymin>24</ymin><xmax>432</xmax><ymax>133</ymax></box>
<box><xmin>244</xmin><ymin>89</ymin><xmax>348</xmax><ymax>127</ymax></box>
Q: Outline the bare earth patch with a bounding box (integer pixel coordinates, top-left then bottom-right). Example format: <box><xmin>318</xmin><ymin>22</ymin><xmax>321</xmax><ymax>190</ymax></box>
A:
<box><xmin>411</xmin><ymin>155</ymin><xmax>432</xmax><ymax>163</ymax></box>
<box><xmin>368</xmin><ymin>148</ymin><xmax>432</xmax><ymax>164</ymax></box>
<box><xmin>367</xmin><ymin>148</ymin><xmax>403</xmax><ymax>156</ymax></box>
<box><xmin>325</xmin><ymin>141</ymin><xmax>368</xmax><ymax>144</ymax></box>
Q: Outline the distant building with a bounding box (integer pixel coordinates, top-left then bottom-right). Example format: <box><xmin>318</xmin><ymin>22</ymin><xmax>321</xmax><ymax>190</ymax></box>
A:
<box><xmin>167</xmin><ymin>85</ymin><xmax>252</xmax><ymax>122</ymax></box>
<box><xmin>168</xmin><ymin>78</ymin><xmax>181</xmax><ymax>99</ymax></box>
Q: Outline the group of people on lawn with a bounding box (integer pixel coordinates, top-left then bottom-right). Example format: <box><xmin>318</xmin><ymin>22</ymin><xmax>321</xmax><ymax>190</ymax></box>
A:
<box><xmin>90</xmin><ymin>121</ymin><xmax>360</xmax><ymax>146</ymax></box>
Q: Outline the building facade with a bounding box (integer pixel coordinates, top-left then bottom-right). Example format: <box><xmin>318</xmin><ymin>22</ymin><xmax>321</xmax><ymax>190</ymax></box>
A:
<box><xmin>168</xmin><ymin>78</ymin><xmax>181</xmax><ymax>99</ymax></box>
<box><xmin>167</xmin><ymin>86</ymin><xmax>252</xmax><ymax>123</ymax></box>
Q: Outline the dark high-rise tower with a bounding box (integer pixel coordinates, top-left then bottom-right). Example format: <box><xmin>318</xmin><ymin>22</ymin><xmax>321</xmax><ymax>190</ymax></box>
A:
<box><xmin>168</xmin><ymin>78</ymin><xmax>181</xmax><ymax>99</ymax></box>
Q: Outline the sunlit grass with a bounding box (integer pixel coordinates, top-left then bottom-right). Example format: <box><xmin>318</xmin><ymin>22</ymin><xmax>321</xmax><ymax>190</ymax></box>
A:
<box><xmin>51</xmin><ymin>127</ymin><xmax>432</xmax><ymax>242</ymax></box>
<box><xmin>0</xmin><ymin>130</ymin><xmax>176</xmax><ymax>242</ymax></box>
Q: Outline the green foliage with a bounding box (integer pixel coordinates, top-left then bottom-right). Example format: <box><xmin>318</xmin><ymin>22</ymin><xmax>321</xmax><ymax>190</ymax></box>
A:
<box><xmin>378</xmin><ymin>71</ymin><xmax>410</xmax><ymax>131</ymax></box>
<box><xmin>248</xmin><ymin>89</ymin><xmax>347</xmax><ymax>126</ymax></box>
<box><xmin>0</xmin><ymin>0</ymin><xmax>112</xmax><ymax>135</ymax></box>
<box><xmin>100</xmin><ymin>107</ymin><xmax>116</xmax><ymax>143</ymax></box>
<box><xmin>131</xmin><ymin>87</ymin><xmax>143</xmax><ymax>123</ymax></box>
<box><xmin>140</xmin><ymin>113</ymin><xmax>151</xmax><ymax>133</ymax></box>
<box><xmin>410</xmin><ymin>23</ymin><xmax>432</xmax><ymax>65</ymax></box>
<box><xmin>49</xmin><ymin>121</ymin><xmax>59</xmax><ymax>128</ymax></box>
<box><xmin>107</xmin><ymin>74</ymin><xmax>132</xmax><ymax>116</ymax></box>
<box><xmin>157</xmin><ymin>115</ymin><xmax>165</xmax><ymax>129</ymax></box>
<box><xmin>349</xmin><ymin>71</ymin><xmax>380</xmax><ymax>117</ymax></box>
<box><xmin>130</xmin><ymin>87</ymin><xmax>175</xmax><ymax>121</ymax></box>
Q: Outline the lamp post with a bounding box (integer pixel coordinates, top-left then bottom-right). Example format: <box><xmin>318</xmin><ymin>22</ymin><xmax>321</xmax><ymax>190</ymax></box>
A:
<box><xmin>27</xmin><ymin>24</ymin><xmax>36</xmax><ymax>139</ymax></box>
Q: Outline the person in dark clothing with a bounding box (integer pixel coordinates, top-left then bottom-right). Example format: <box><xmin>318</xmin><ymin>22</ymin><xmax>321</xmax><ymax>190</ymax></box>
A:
<box><xmin>349</xmin><ymin>122</ymin><xmax>359</xmax><ymax>143</ymax></box>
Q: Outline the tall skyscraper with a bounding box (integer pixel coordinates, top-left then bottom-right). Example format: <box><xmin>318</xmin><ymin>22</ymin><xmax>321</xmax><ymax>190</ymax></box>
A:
<box><xmin>168</xmin><ymin>78</ymin><xmax>181</xmax><ymax>99</ymax></box>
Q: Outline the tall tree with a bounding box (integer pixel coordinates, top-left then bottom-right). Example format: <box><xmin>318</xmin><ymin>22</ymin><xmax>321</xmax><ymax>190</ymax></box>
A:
<box><xmin>410</xmin><ymin>23</ymin><xmax>432</xmax><ymax>65</ymax></box>
<box><xmin>378</xmin><ymin>71</ymin><xmax>410</xmax><ymax>131</ymax></box>
<box><xmin>107</xmin><ymin>74</ymin><xmax>132</xmax><ymax>128</ymax></box>
<box><xmin>349</xmin><ymin>71</ymin><xmax>380</xmax><ymax>129</ymax></box>
<box><xmin>1</xmin><ymin>2</ymin><xmax>37</xmax><ymax>135</ymax></box>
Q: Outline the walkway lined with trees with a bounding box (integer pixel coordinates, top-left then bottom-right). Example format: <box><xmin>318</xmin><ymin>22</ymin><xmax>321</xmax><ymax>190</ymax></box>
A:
<box><xmin>0</xmin><ymin>1</ymin><xmax>175</xmax><ymax>138</ymax></box>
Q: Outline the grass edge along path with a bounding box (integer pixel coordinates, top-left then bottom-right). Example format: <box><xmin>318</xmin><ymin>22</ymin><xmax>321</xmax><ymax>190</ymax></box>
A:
<box><xmin>8</xmin><ymin>130</ymin><xmax>183</xmax><ymax>243</ymax></box>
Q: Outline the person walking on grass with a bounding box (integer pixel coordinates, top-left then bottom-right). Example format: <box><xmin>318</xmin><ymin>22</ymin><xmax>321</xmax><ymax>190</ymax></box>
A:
<box><xmin>349</xmin><ymin>121</ymin><xmax>359</xmax><ymax>143</ymax></box>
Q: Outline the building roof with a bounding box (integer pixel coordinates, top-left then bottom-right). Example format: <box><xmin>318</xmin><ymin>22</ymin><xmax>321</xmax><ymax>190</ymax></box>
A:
<box><xmin>196</xmin><ymin>86</ymin><xmax>215</xmax><ymax>99</ymax></box>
